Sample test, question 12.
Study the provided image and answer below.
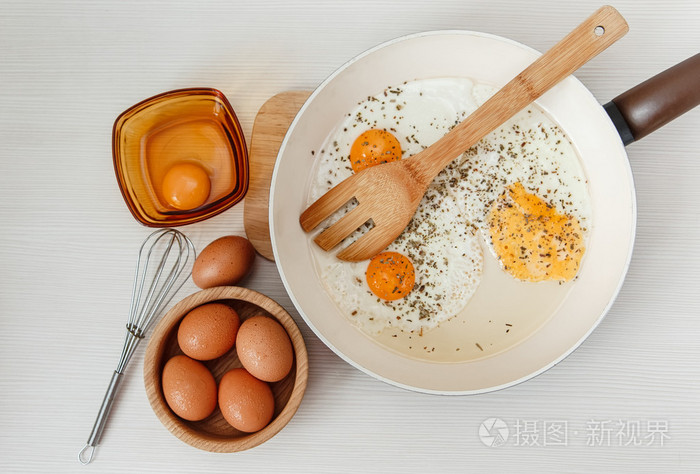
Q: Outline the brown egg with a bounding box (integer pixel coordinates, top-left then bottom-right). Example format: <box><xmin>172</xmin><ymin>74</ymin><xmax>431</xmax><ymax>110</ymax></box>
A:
<box><xmin>162</xmin><ymin>355</ymin><xmax>217</xmax><ymax>421</ymax></box>
<box><xmin>177</xmin><ymin>303</ymin><xmax>240</xmax><ymax>361</ymax></box>
<box><xmin>236</xmin><ymin>315</ymin><xmax>294</xmax><ymax>382</ymax></box>
<box><xmin>192</xmin><ymin>236</ymin><xmax>255</xmax><ymax>289</ymax></box>
<box><xmin>218</xmin><ymin>368</ymin><xmax>275</xmax><ymax>433</ymax></box>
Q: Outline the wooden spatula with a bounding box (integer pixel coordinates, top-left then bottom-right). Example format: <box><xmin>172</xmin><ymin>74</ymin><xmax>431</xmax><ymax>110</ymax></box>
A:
<box><xmin>300</xmin><ymin>6</ymin><xmax>628</xmax><ymax>262</ymax></box>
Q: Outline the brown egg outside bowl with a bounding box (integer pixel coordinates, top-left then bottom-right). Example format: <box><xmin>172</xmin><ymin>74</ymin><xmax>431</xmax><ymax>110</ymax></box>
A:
<box><xmin>144</xmin><ymin>286</ymin><xmax>308</xmax><ymax>452</ymax></box>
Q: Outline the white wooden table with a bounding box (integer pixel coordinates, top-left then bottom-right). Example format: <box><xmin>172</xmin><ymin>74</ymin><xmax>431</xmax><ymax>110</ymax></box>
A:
<box><xmin>1</xmin><ymin>1</ymin><xmax>699</xmax><ymax>472</ymax></box>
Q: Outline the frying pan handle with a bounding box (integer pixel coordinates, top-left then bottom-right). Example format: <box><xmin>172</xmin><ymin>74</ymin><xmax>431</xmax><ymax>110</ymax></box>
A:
<box><xmin>604</xmin><ymin>53</ymin><xmax>700</xmax><ymax>145</ymax></box>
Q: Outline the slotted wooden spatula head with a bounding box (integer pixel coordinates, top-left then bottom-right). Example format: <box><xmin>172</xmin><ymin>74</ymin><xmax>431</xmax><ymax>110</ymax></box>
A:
<box><xmin>300</xmin><ymin>160</ymin><xmax>429</xmax><ymax>261</ymax></box>
<box><xmin>300</xmin><ymin>6</ymin><xmax>628</xmax><ymax>262</ymax></box>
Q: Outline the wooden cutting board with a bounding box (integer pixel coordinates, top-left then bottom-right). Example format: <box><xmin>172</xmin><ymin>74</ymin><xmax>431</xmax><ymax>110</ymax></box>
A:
<box><xmin>244</xmin><ymin>91</ymin><xmax>312</xmax><ymax>261</ymax></box>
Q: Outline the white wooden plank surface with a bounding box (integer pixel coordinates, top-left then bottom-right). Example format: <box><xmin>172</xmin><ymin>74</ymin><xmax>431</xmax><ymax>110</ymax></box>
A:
<box><xmin>1</xmin><ymin>0</ymin><xmax>699</xmax><ymax>472</ymax></box>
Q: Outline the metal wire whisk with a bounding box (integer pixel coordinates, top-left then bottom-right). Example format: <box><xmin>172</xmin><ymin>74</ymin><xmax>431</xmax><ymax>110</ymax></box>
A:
<box><xmin>79</xmin><ymin>229</ymin><xmax>195</xmax><ymax>465</ymax></box>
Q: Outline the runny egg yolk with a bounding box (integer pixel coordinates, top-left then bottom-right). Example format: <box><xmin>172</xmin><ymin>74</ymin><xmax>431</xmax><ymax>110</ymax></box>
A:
<box><xmin>161</xmin><ymin>162</ymin><xmax>211</xmax><ymax>210</ymax></box>
<box><xmin>488</xmin><ymin>182</ymin><xmax>585</xmax><ymax>282</ymax></box>
<box><xmin>365</xmin><ymin>251</ymin><xmax>415</xmax><ymax>301</ymax></box>
<box><xmin>349</xmin><ymin>129</ymin><xmax>402</xmax><ymax>173</ymax></box>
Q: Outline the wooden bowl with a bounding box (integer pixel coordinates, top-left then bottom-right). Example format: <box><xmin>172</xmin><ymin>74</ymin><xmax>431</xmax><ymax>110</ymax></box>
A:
<box><xmin>144</xmin><ymin>286</ymin><xmax>308</xmax><ymax>452</ymax></box>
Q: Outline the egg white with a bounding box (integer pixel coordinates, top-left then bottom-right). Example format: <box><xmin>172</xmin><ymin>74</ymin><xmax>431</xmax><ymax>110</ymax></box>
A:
<box><xmin>308</xmin><ymin>77</ymin><xmax>591</xmax><ymax>339</ymax></box>
<box><xmin>318</xmin><ymin>188</ymin><xmax>483</xmax><ymax>335</ymax></box>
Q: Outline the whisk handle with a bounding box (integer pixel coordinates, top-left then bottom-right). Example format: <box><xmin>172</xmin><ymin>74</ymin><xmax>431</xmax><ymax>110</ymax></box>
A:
<box><xmin>78</xmin><ymin>370</ymin><xmax>124</xmax><ymax>465</ymax></box>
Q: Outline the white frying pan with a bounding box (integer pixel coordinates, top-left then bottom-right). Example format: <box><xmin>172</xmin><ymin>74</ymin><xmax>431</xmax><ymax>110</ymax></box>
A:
<box><xmin>269</xmin><ymin>30</ymin><xmax>700</xmax><ymax>394</ymax></box>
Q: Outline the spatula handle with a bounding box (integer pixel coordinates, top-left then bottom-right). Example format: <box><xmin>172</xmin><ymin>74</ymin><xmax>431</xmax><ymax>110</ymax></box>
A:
<box><xmin>412</xmin><ymin>5</ymin><xmax>629</xmax><ymax>181</ymax></box>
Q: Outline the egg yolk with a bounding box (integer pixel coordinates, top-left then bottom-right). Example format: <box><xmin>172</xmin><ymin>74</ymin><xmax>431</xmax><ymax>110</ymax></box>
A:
<box><xmin>487</xmin><ymin>182</ymin><xmax>585</xmax><ymax>282</ymax></box>
<box><xmin>365</xmin><ymin>251</ymin><xmax>415</xmax><ymax>301</ymax></box>
<box><xmin>349</xmin><ymin>129</ymin><xmax>402</xmax><ymax>173</ymax></box>
<box><xmin>161</xmin><ymin>162</ymin><xmax>211</xmax><ymax>210</ymax></box>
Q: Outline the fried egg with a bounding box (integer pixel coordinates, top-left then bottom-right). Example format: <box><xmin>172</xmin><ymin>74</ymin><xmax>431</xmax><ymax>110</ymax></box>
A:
<box><xmin>443</xmin><ymin>87</ymin><xmax>591</xmax><ymax>281</ymax></box>
<box><xmin>487</xmin><ymin>182</ymin><xmax>586</xmax><ymax>282</ymax></box>
<box><xmin>316</xmin><ymin>186</ymin><xmax>483</xmax><ymax>335</ymax></box>
<box><xmin>308</xmin><ymin>77</ymin><xmax>591</xmax><ymax>345</ymax></box>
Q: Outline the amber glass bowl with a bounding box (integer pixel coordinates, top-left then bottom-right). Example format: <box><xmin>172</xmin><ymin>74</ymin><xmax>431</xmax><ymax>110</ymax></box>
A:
<box><xmin>113</xmin><ymin>88</ymin><xmax>248</xmax><ymax>227</ymax></box>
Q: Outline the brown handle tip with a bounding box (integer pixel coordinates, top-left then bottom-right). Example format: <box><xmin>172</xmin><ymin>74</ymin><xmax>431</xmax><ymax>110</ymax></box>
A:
<box><xmin>612</xmin><ymin>53</ymin><xmax>700</xmax><ymax>142</ymax></box>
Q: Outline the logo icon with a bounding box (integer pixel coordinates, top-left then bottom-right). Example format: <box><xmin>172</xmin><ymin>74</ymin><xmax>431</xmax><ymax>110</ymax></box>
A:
<box><xmin>479</xmin><ymin>418</ymin><xmax>509</xmax><ymax>447</ymax></box>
